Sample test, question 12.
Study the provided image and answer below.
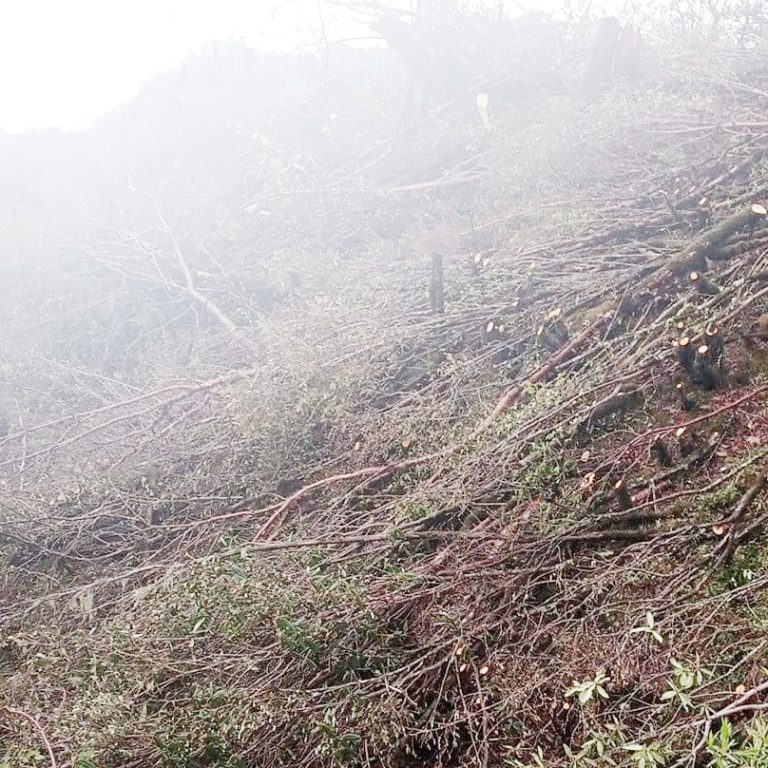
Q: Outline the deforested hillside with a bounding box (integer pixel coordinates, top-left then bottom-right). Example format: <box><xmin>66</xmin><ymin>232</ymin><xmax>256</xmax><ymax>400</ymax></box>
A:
<box><xmin>6</xmin><ymin>4</ymin><xmax>768</xmax><ymax>767</ymax></box>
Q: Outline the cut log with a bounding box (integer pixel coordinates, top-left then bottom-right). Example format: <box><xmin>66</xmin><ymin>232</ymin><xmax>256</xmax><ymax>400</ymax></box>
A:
<box><xmin>670</xmin><ymin>203</ymin><xmax>768</xmax><ymax>274</ymax></box>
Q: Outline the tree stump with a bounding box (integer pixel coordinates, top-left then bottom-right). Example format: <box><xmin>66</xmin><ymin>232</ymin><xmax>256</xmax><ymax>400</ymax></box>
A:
<box><xmin>429</xmin><ymin>254</ymin><xmax>445</xmax><ymax>315</ymax></box>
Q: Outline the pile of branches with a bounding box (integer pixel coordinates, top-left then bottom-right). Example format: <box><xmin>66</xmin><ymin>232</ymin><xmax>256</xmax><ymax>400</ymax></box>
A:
<box><xmin>6</xmin><ymin>13</ymin><xmax>768</xmax><ymax>768</ymax></box>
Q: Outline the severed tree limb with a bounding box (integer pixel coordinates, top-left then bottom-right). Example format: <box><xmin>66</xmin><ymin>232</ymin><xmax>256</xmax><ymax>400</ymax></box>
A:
<box><xmin>670</xmin><ymin>203</ymin><xmax>768</xmax><ymax>274</ymax></box>
<box><xmin>0</xmin><ymin>706</ymin><xmax>57</xmax><ymax>768</ymax></box>
<box><xmin>473</xmin><ymin>315</ymin><xmax>609</xmax><ymax>436</ymax></box>
<box><xmin>0</xmin><ymin>369</ymin><xmax>251</xmax><ymax>471</ymax></box>
<box><xmin>734</xmin><ymin>510</ymin><xmax>768</xmax><ymax>544</ymax></box>
<box><xmin>588</xmin><ymin>445</ymin><xmax>768</xmax><ymax>530</ymax></box>
<box><xmin>124</xmin><ymin>178</ymin><xmax>258</xmax><ymax>358</ymax></box>
<box><xmin>254</xmin><ymin>466</ymin><xmax>394</xmax><ymax>539</ymax></box>
<box><xmin>240</xmin><ymin>315</ymin><xmax>610</xmax><ymax>539</ymax></box>
<box><xmin>575</xmin><ymin>384</ymin><xmax>639</xmax><ymax>436</ymax></box>
<box><xmin>152</xmin><ymin>204</ymin><xmax>259</xmax><ymax>358</ymax></box>
<box><xmin>642</xmin><ymin>203</ymin><xmax>768</xmax><ymax>294</ymax></box>
<box><xmin>673</xmin><ymin>147</ymin><xmax>766</xmax><ymax>211</ymax></box>
<box><xmin>1</xmin><ymin>307</ymin><xmax>607</xmax><ymax>536</ymax></box>
<box><xmin>682</xmin><ymin>679</ymin><xmax>768</xmax><ymax>767</ymax></box>
<box><xmin>714</xmin><ymin>472</ymin><xmax>767</xmax><ymax>567</ymax></box>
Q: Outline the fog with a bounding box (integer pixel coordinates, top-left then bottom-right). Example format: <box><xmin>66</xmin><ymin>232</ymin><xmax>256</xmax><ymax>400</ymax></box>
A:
<box><xmin>1</xmin><ymin>0</ymin><xmax>355</xmax><ymax>131</ymax></box>
<box><xmin>3</xmin><ymin>1</ymin><xmax>768</xmax><ymax>765</ymax></box>
<box><xmin>1</xmin><ymin>0</ymin><xmax>625</xmax><ymax>131</ymax></box>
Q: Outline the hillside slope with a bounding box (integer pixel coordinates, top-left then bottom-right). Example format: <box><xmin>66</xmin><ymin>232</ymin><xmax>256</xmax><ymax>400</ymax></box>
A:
<box><xmin>4</xmin><ymin>16</ymin><xmax>768</xmax><ymax>768</ymax></box>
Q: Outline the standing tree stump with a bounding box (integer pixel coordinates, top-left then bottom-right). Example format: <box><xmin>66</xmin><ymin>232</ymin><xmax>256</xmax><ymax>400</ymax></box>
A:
<box><xmin>430</xmin><ymin>254</ymin><xmax>445</xmax><ymax>315</ymax></box>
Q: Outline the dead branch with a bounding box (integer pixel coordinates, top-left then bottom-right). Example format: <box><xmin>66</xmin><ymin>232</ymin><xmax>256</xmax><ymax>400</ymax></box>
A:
<box><xmin>0</xmin><ymin>707</ymin><xmax>57</xmax><ymax>768</ymax></box>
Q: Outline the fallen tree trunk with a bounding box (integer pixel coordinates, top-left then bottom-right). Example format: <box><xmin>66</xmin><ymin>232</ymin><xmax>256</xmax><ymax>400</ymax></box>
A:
<box><xmin>673</xmin><ymin>202</ymin><xmax>768</xmax><ymax>274</ymax></box>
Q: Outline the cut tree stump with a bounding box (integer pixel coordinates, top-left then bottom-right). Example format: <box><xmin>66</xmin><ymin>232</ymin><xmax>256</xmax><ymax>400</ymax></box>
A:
<box><xmin>430</xmin><ymin>253</ymin><xmax>445</xmax><ymax>315</ymax></box>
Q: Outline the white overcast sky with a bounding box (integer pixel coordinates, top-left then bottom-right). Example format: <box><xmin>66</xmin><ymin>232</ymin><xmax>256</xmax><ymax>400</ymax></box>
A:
<box><xmin>0</xmin><ymin>0</ymin><xmax>616</xmax><ymax>133</ymax></box>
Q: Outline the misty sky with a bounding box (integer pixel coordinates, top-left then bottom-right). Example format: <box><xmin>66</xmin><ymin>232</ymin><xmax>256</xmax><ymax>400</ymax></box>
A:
<box><xmin>0</xmin><ymin>0</ymin><xmax>364</xmax><ymax>132</ymax></box>
<box><xmin>0</xmin><ymin>0</ymin><xmax>616</xmax><ymax>133</ymax></box>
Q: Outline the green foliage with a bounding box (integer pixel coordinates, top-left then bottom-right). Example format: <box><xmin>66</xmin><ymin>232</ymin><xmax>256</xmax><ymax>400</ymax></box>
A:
<box><xmin>565</xmin><ymin>671</ymin><xmax>610</xmax><ymax>705</ymax></box>
<box><xmin>564</xmin><ymin>721</ymin><xmax>627</xmax><ymax>767</ymax></box>
<box><xmin>151</xmin><ymin>683</ymin><xmax>255</xmax><ymax>768</ymax></box>
<box><xmin>624</xmin><ymin>740</ymin><xmax>670</xmax><ymax>768</ymax></box>
<box><xmin>8</xmin><ymin>12</ymin><xmax>768</xmax><ymax>768</ymax></box>
<box><xmin>630</xmin><ymin>612</ymin><xmax>664</xmax><ymax>644</ymax></box>
<box><xmin>275</xmin><ymin>614</ymin><xmax>324</xmax><ymax>664</ymax></box>
<box><xmin>697</xmin><ymin>483</ymin><xmax>743</xmax><ymax>518</ymax></box>
<box><xmin>496</xmin><ymin>376</ymin><xmax>574</xmax><ymax>440</ymax></box>
<box><xmin>74</xmin><ymin>757</ymin><xmax>101</xmax><ymax>768</ymax></box>
<box><xmin>313</xmin><ymin>708</ymin><xmax>362</xmax><ymax>765</ymax></box>
<box><xmin>401</xmin><ymin>501</ymin><xmax>436</xmax><ymax>522</ymax></box>
<box><xmin>154</xmin><ymin>711</ymin><xmax>246</xmax><ymax>768</ymax></box>
<box><xmin>381</xmin><ymin>562</ymin><xmax>422</xmax><ymax>587</ymax></box>
<box><xmin>661</xmin><ymin>655</ymin><xmax>711</xmax><ymax>712</ymax></box>
<box><xmin>707</xmin><ymin>719</ymin><xmax>736</xmax><ymax>768</ymax></box>
<box><xmin>706</xmin><ymin>717</ymin><xmax>768</xmax><ymax>767</ymax></box>
<box><xmin>505</xmin><ymin>746</ymin><xmax>547</xmax><ymax>768</ymax></box>
<box><xmin>710</xmin><ymin>544</ymin><xmax>763</xmax><ymax>595</ymax></box>
<box><xmin>0</xmin><ymin>748</ymin><xmax>44</xmax><ymax>768</ymax></box>
<box><xmin>516</xmin><ymin>431</ymin><xmax>575</xmax><ymax>502</ymax></box>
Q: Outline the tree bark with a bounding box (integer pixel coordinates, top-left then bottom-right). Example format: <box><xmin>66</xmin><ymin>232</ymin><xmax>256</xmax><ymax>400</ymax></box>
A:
<box><xmin>673</xmin><ymin>203</ymin><xmax>767</xmax><ymax>274</ymax></box>
<box><xmin>429</xmin><ymin>253</ymin><xmax>445</xmax><ymax>315</ymax></box>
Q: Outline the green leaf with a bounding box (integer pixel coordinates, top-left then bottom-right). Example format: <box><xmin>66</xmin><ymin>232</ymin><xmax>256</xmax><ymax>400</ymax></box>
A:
<box><xmin>75</xmin><ymin>758</ymin><xmax>100</xmax><ymax>768</ymax></box>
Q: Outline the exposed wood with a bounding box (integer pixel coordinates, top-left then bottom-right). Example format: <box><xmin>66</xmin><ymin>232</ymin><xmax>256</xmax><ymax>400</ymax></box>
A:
<box><xmin>429</xmin><ymin>253</ymin><xmax>445</xmax><ymax>314</ymax></box>
<box><xmin>715</xmin><ymin>473</ymin><xmax>768</xmax><ymax>566</ymax></box>
<box><xmin>671</xmin><ymin>203</ymin><xmax>768</xmax><ymax>274</ymax></box>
